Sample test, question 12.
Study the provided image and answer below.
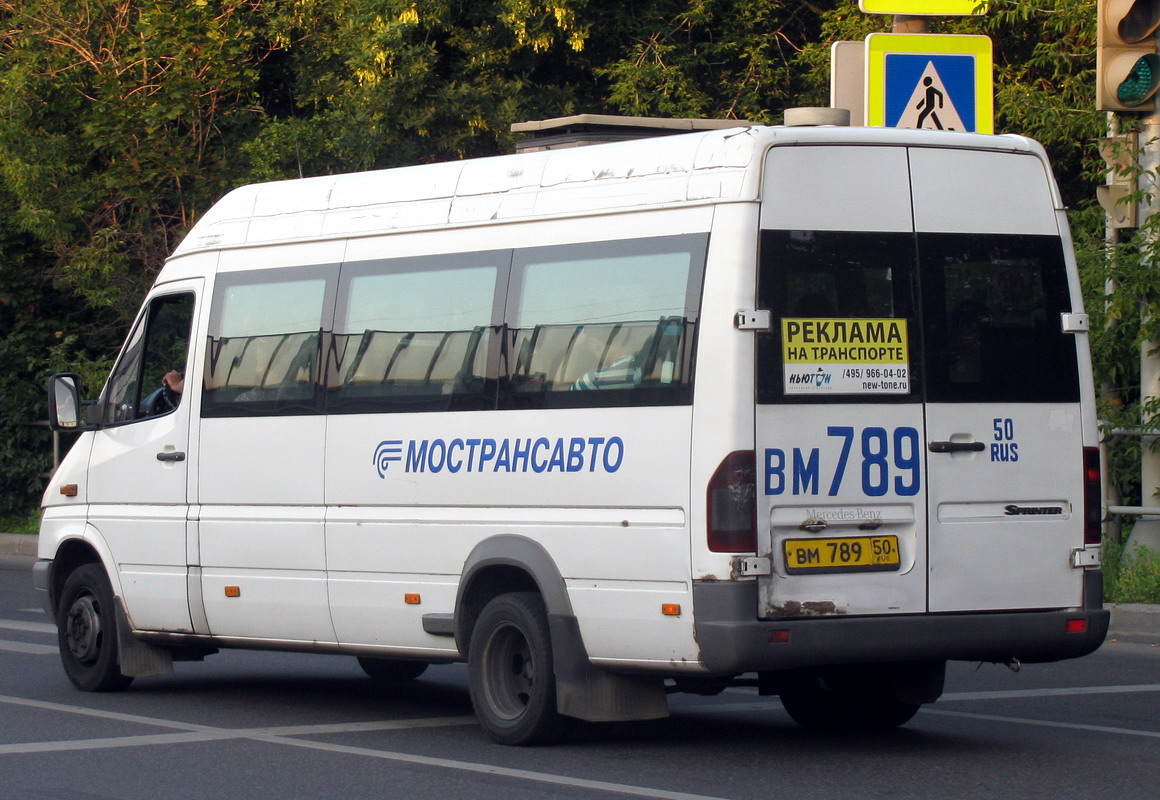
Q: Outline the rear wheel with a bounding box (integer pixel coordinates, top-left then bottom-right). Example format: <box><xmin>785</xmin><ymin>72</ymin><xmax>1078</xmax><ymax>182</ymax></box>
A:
<box><xmin>779</xmin><ymin>669</ymin><xmax>920</xmax><ymax>731</ymax></box>
<box><xmin>56</xmin><ymin>564</ymin><xmax>133</xmax><ymax>692</ymax></box>
<box><xmin>468</xmin><ymin>592</ymin><xmax>569</xmax><ymax>746</ymax></box>
<box><xmin>356</xmin><ymin>657</ymin><xmax>428</xmax><ymax>683</ymax></box>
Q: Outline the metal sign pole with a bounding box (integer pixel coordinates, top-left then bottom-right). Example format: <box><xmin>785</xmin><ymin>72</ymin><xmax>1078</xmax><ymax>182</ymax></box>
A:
<box><xmin>892</xmin><ymin>15</ymin><xmax>929</xmax><ymax>33</ymax></box>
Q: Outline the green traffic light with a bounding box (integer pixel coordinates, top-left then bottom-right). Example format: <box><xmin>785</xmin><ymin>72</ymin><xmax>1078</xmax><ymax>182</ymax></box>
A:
<box><xmin>1118</xmin><ymin>53</ymin><xmax>1160</xmax><ymax>106</ymax></box>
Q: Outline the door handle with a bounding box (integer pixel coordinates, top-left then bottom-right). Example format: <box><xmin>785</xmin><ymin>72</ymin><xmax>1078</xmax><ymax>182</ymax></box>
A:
<box><xmin>928</xmin><ymin>440</ymin><xmax>985</xmax><ymax>453</ymax></box>
<box><xmin>156</xmin><ymin>451</ymin><xmax>186</xmax><ymax>462</ymax></box>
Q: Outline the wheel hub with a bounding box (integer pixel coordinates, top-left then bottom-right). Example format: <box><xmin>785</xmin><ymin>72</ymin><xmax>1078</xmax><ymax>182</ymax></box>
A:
<box><xmin>64</xmin><ymin>594</ymin><xmax>102</xmax><ymax>664</ymax></box>
<box><xmin>489</xmin><ymin>623</ymin><xmax>535</xmax><ymax>719</ymax></box>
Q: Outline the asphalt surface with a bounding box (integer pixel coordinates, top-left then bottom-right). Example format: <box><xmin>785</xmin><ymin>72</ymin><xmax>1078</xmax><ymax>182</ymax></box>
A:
<box><xmin>2</xmin><ymin>532</ymin><xmax>1158</xmax><ymax>641</ymax></box>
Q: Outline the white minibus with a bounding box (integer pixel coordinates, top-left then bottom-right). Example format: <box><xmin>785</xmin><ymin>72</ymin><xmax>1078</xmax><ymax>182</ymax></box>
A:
<box><xmin>37</xmin><ymin>122</ymin><xmax>1108</xmax><ymax>744</ymax></box>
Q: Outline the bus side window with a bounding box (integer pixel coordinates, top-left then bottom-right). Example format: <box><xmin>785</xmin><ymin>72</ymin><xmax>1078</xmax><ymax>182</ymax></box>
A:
<box><xmin>202</xmin><ymin>268</ymin><xmax>333</xmax><ymax>417</ymax></box>
<box><xmin>504</xmin><ymin>235</ymin><xmax>706</xmax><ymax>408</ymax></box>
<box><xmin>327</xmin><ymin>254</ymin><xmax>504</xmax><ymax>413</ymax></box>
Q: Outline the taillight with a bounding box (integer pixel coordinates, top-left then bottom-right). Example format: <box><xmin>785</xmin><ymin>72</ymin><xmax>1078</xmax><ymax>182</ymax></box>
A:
<box><xmin>707</xmin><ymin>450</ymin><xmax>757</xmax><ymax>552</ymax></box>
<box><xmin>1083</xmin><ymin>446</ymin><xmax>1101</xmax><ymax>546</ymax></box>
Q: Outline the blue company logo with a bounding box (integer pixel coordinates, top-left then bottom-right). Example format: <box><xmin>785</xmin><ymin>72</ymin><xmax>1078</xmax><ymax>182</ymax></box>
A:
<box><xmin>374</xmin><ymin>440</ymin><xmax>405</xmax><ymax>477</ymax></box>
<box><xmin>373</xmin><ymin>435</ymin><xmax>625</xmax><ymax>479</ymax></box>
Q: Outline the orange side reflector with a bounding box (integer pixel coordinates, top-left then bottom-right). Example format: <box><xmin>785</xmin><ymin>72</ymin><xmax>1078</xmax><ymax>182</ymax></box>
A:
<box><xmin>60</xmin><ymin>484</ymin><xmax>78</xmax><ymax>497</ymax></box>
<box><xmin>404</xmin><ymin>593</ymin><xmax>421</xmax><ymax>605</ymax></box>
<box><xmin>224</xmin><ymin>586</ymin><xmax>241</xmax><ymax>598</ymax></box>
<box><xmin>1066</xmin><ymin>619</ymin><xmax>1087</xmax><ymax>634</ymax></box>
<box><xmin>661</xmin><ymin>603</ymin><xmax>681</xmax><ymax>617</ymax></box>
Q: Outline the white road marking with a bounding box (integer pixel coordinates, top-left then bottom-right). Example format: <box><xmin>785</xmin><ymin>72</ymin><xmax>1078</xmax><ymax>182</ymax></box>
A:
<box><xmin>700</xmin><ymin>689</ymin><xmax>1160</xmax><ymax>740</ymax></box>
<box><xmin>0</xmin><ymin>731</ymin><xmax>233</xmax><ymax>754</ymax></box>
<box><xmin>0</xmin><ymin>693</ymin><xmax>727</xmax><ymax>800</ymax></box>
<box><xmin>2</xmin><ymin>683</ymin><xmax>1158</xmax><ymax>797</ymax></box>
<box><xmin>0</xmin><ymin>619</ymin><xmax>57</xmax><ymax>654</ymax></box>
<box><xmin>0</xmin><ymin>695</ymin><xmax>224</xmax><ymax>732</ymax></box>
<box><xmin>260</xmin><ymin>734</ymin><xmax>734</xmax><ymax>800</ymax></box>
<box><xmin>247</xmin><ymin>717</ymin><xmax>478</xmax><ymax>736</ymax></box>
<box><xmin>939</xmin><ymin>684</ymin><xmax>1160</xmax><ymax>702</ymax></box>
<box><xmin>0</xmin><ymin>640</ymin><xmax>57</xmax><ymax>655</ymax></box>
<box><xmin>923</xmin><ymin>708</ymin><xmax>1160</xmax><ymax>739</ymax></box>
<box><xmin>0</xmin><ymin>619</ymin><xmax>56</xmax><ymax>634</ymax></box>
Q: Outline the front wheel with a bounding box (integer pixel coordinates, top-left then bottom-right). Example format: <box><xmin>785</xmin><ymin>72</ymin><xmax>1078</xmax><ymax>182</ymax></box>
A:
<box><xmin>468</xmin><ymin>592</ymin><xmax>569</xmax><ymax>746</ymax></box>
<box><xmin>56</xmin><ymin>564</ymin><xmax>133</xmax><ymax>692</ymax></box>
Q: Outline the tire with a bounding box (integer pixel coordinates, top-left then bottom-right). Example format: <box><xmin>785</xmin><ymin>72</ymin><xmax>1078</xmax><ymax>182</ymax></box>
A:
<box><xmin>56</xmin><ymin>564</ymin><xmax>133</xmax><ymax>692</ymax></box>
<box><xmin>468</xmin><ymin>592</ymin><xmax>569</xmax><ymax>746</ymax></box>
<box><xmin>779</xmin><ymin>670</ymin><xmax>920</xmax><ymax>731</ymax></box>
<box><xmin>356</xmin><ymin>656</ymin><xmax>428</xmax><ymax>683</ymax></box>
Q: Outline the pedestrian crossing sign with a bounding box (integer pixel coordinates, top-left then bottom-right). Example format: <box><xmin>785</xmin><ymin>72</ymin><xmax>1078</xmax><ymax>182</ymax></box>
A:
<box><xmin>866</xmin><ymin>33</ymin><xmax>993</xmax><ymax>134</ymax></box>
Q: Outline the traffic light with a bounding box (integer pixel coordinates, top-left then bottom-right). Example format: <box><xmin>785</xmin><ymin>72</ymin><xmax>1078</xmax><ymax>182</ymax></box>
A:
<box><xmin>1098</xmin><ymin>0</ymin><xmax>1160</xmax><ymax>111</ymax></box>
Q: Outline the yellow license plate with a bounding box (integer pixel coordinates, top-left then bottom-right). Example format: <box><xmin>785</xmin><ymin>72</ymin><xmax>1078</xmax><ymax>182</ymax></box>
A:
<box><xmin>783</xmin><ymin>535</ymin><xmax>900</xmax><ymax>575</ymax></box>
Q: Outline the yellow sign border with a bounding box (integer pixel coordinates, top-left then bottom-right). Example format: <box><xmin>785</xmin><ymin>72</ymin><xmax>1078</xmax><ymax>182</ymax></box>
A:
<box><xmin>865</xmin><ymin>33</ymin><xmax>993</xmax><ymax>134</ymax></box>
<box><xmin>858</xmin><ymin>0</ymin><xmax>988</xmax><ymax>13</ymax></box>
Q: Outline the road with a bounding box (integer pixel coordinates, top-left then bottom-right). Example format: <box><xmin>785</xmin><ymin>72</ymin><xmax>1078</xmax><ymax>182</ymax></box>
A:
<box><xmin>1</xmin><ymin>555</ymin><xmax>1158</xmax><ymax>800</ymax></box>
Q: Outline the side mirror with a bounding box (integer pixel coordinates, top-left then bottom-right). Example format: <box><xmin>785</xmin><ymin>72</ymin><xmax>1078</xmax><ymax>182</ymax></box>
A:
<box><xmin>47</xmin><ymin>373</ymin><xmax>83</xmax><ymax>431</ymax></box>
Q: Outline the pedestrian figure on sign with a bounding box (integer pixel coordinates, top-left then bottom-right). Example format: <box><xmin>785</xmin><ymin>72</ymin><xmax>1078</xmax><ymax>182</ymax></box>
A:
<box><xmin>915</xmin><ymin>77</ymin><xmax>945</xmax><ymax>130</ymax></box>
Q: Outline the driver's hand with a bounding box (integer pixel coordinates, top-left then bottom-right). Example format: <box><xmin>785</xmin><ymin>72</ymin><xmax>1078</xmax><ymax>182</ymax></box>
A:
<box><xmin>162</xmin><ymin>370</ymin><xmax>184</xmax><ymax>394</ymax></box>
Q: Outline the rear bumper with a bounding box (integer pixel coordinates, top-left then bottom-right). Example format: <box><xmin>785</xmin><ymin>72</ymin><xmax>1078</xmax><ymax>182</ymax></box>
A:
<box><xmin>692</xmin><ymin>578</ymin><xmax>1109</xmax><ymax>675</ymax></box>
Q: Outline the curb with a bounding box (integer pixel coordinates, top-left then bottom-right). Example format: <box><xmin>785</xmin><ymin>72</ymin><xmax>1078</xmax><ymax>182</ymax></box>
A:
<box><xmin>0</xmin><ymin>533</ymin><xmax>35</xmax><ymax>557</ymax></box>
<box><xmin>1107</xmin><ymin>603</ymin><xmax>1160</xmax><ymax>640</ymax></box>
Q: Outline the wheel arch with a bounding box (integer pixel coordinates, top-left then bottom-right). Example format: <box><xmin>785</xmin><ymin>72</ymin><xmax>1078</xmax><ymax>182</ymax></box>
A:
<box><xmin>47</xmin><ymin>526</ymin><xmax>119</xmax><ymax>617</ymax></box>
<box><xmin>453</xmin><ymin>534</ymin><xmax>573</xmax><ymax>656</ymax></box>
<box><xmin>454</xmin><ymin>534</ymin><xmax>669</xmax><ymax>724</ymax></box>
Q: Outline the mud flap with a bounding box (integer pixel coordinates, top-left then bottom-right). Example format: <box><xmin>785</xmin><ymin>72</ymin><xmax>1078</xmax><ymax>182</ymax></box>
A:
<box><xmin>549</xmin><ymin>614</ymin><xmax>669</xmax><ymax>722</ymax></box>
<box><xmin>115</xmin><ymin>599</ymin><xmax>174</xmax><ymax>678</ymax></box>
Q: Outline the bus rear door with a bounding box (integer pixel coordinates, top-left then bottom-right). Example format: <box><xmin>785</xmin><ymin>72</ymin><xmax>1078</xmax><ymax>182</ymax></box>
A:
<box><xmin>755</xmin><ymin>142</ymin><xmax>1088</xmax><ymax>620</ymax></box>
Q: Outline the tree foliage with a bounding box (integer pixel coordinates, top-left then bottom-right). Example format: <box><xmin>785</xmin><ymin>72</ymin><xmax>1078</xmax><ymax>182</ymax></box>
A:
<box><xmin>596</xmin><ymin>0</ymin><xmax>825</xmax><ymax>121</ymax></box>
<box><xmin>244</xmin><ymin>0</ymin><xmax>598</xmax><ymax>179</ymax></box>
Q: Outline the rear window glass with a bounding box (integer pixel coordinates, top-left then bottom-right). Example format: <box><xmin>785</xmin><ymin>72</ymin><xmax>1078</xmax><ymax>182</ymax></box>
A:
<box><xmin>757</xmin><ymin>230</ymin><xmax>918</xmax><ymax>404</ymax></box>
<box><xmin>919</xmin><ymin>233</ymin><xmax>1079</xmax><ymax>403</ymax></box>
<box><xmin>757</xmin><ymin>230</ymin><xmax>1079</xmax><ymax>404</ymax></box>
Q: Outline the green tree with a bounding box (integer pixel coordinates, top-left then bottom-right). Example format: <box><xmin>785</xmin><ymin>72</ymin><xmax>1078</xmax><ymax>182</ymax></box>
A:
<box><xmin>243</xmin><ymin>0</ymin><xmax>597</xmax><ymax>180</ymax></box>
<box><xmin>0</xmin><ymin>201</ymin><xmax>58</xmax><ymax>515</ymax></box>
<box><xmin>0</xmin><ymin>0</ymin><xmax>277</xmax><ymax>513</ymax></box>
<box><xmin>0</xmin><ymin>0</ymin><xmax>272</xmax><ymax>313</ymax></box>
<box><xmin>597</xmin><ymin>0</ymin><xmax>830</xmax><ymax>122</ymax></box>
